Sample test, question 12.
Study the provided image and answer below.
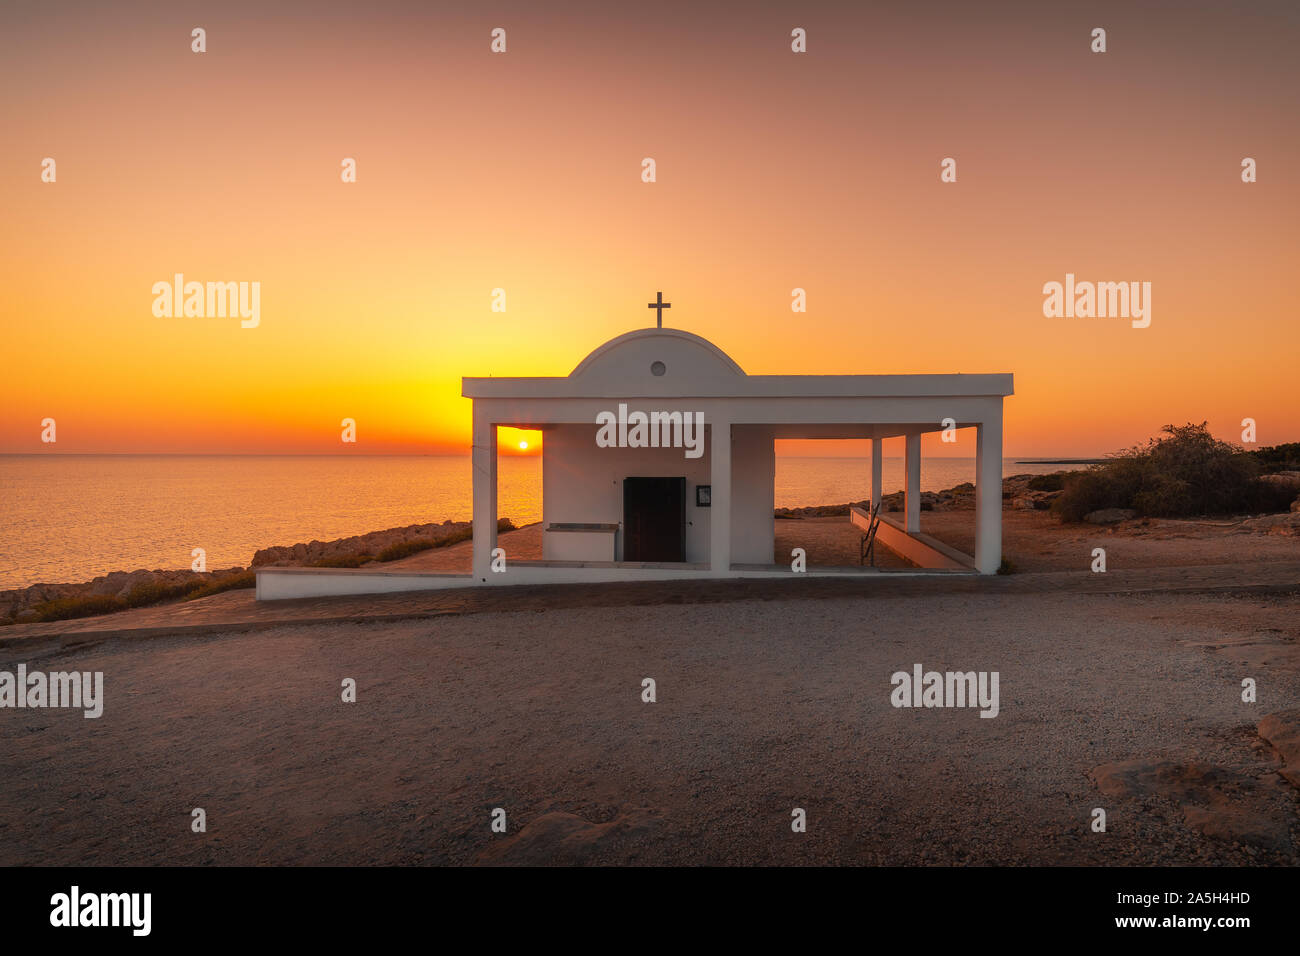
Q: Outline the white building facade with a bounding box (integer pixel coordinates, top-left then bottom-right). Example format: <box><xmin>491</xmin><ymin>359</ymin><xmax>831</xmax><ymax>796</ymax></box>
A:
<box><xmin>467</xmin><ymin>327</ymin><xmax>1013</xmax><ymax>581</ymax></box>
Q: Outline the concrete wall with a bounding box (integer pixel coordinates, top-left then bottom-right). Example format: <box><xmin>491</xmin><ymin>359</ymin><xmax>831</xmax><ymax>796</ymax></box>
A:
<box><xmin>544</xmin><ymin>527</ymin><xmax>617</xmax><ymax>561</ymax></box>
<box><xmin>730</xmin><ymin>425</ymin><xmax>775</xmax><ymax>564</ymax></box>
<box><xmin>257</xmin><ymin>568</ymin><xmax>471</xmax><ymax>600</ymax></box>
<box><xmin>542</xmin><ymin>423</ymin><xmax>713</xmax><ymax>562</ymax></box>
<box><xmin>540</xmin><ymin>422</ymin><xmax>775</xmax><ymax>565</ymax></box>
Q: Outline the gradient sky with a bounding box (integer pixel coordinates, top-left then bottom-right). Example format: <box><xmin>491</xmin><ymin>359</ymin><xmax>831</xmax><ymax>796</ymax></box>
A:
<box><xmin>2</xmin><ymin>0</ymin><xmax>1297</xmax><ymax>457</ymax></box>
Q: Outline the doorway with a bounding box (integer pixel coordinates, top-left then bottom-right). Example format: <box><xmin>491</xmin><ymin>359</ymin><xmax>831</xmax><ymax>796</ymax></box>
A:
<box><xmin>622</xmin><ymin>477</ymin><xmax>686</xmax><ymax>561</ymax></box>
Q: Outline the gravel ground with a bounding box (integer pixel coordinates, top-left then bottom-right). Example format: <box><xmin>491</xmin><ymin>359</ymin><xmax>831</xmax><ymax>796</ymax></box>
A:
<box><xmin>2</xmin><ymin>589</ymin><xmax>1297</xmax><ymax>866</ymax></box>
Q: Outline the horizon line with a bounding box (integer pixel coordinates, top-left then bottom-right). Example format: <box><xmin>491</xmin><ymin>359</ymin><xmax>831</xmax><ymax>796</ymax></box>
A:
<box><xmin>0</xmin><ymin>452</ymin><xmax>1102</xmax><ymax>460</ymax></box>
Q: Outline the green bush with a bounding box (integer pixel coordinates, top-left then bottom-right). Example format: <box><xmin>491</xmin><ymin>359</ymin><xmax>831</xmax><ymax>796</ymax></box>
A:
<box><xmin>1026</xmin><ymin>473</ymin><xmax>1066</xmax><ymax>492</ymax></box>
<box><xmin>1055</xmin><ymin>469</ymin><xmax>1129</xmax><ymax>522</ymax></box>
<box><xmin>33</xmin><ymin>594</ymin><xmax>128</xmax><ymax>622</ymax></box>
<box><xmin>1054</xmin><ymin>423</ymin><xmax>1265</xmax><ymax>521</ymax></box>
<box><xmin>123</xmin><ymin>578</ymin><xmax>205</xmax><ymax>608</ymax></box>
<box><xmin>185</xmin><ymin>571</ymin><xmax>256</xmax><ymax>600</ymax></box>
<box><xmin>310</xmin><ymin>552</ymin><xmax>373</xmax><ymax>568</ymax></box>
<box><xmin>1250</xmin><ymin>480</ymin><xmax>1300</xmax><ymax>513</ymax></box>
<box><xmin>375</xmin><ymin>518</ymin><xmax>516</xmax><ymax>563</ymax></box>
<box><xmin>29</xmin><ymin>573</ymin><xmax>253</xmax><ymax>622</ymax></box>
<box><xmin>376</xmin><ymin>539</ymin><xmax>436</xmax><ymax>562</ymax></box>
<box><xmin>1246</xmin><ymin>441</ymin><xmax>1300</xmax><ymax>473</ymax></box>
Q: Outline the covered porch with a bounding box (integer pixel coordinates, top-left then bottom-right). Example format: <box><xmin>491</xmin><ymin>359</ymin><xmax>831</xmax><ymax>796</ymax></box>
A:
<box><xmin>467</xmin><ymin>329</ymin><xmax>1010</xmax><ymax>583</ymax></box>
<box><xmin>468</xmin><ymin>410</ymin><xmax>1008</xmax><ymax>582</ymax></box>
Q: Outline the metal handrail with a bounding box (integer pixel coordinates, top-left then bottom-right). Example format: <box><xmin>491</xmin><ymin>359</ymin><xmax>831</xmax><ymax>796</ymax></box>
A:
<box><xmin>860</xmin><ymin>500</ymin><xmax>883</xmax><ymax>566</ymax></box>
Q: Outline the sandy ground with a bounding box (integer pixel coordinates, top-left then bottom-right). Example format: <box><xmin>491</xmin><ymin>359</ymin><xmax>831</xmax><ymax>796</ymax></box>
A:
<box><xmin>2</xmin><ymin>586</ymin><xmax>1298</xmax><ymax>866</ymax></box>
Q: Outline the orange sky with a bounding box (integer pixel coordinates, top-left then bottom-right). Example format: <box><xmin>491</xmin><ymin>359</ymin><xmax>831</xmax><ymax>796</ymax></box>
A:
<box><xmin>2</xmin><ymin>0</ymin><xmax>1297</xmax><ymax>458</ymax></box>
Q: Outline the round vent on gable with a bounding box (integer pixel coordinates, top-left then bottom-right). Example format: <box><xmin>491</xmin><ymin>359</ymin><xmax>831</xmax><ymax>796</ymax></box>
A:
<box><xmin>569</xmin><ymin>329</ymin><xmax>746</xmax><ymax>379</ymax></box>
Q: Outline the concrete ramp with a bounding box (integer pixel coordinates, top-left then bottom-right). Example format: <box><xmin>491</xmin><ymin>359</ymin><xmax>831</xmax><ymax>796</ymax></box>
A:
<box><xmin>851</xmin><ymin>505</ymin><xmax>974</xmax><ymax>571</ymax></box>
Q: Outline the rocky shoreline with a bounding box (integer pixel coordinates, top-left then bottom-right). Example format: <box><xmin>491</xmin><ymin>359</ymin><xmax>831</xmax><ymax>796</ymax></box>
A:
<box><xmin>2</xmin><ymin>519</ymin><xmax>487</xmax><ymax>625</ymax></box>
<box><xmin>774</xmin><ymin>472</ymin><xmax>1064</xmax><ymax>518</ymax></box>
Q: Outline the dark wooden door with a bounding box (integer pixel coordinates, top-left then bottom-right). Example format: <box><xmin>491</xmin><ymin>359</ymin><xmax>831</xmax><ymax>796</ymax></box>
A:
<box><xmin>622</xmin><ymin>477</ymin><xmax>686</xmax><ymax>562</ymax></box>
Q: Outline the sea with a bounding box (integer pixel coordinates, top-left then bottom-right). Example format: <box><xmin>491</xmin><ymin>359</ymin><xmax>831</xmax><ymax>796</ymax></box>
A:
<box><xmin>0</xmin><ymin>455</ymin><xmax>1083</xmax><ymax>588</ymax></box>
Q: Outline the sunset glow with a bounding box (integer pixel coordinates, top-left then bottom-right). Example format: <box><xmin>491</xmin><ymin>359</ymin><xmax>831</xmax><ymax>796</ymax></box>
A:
<box><xmin>2</xmin><ymin>2</ymin><xmax>1296</xmax><ymax>458</ymax></box>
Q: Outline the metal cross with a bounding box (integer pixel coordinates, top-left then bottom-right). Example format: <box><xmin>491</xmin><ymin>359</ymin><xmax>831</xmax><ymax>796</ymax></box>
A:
<box><xmin>647</xmin><ymin>291</ymin><xmax>671</xmax><ymax>328</ymax></box>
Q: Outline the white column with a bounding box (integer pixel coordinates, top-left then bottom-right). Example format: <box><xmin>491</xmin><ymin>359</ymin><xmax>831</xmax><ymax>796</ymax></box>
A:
<box><xmin>709</xmin><ymin>421</ymin><xmax>732</xmax><ymax>573</ymax></box>
<box><xmin>471</xmin><ymin>406</ymin><xmax>498</xmax><ymax>582</ymax></box>
<box><xmin>975</xmin><ymin>415</ymin><xmax>1003</xmax><ymax>574</ymax></box>
<box><xmin>904</xmin><ymin>433</ymin><xmax>921</xmax><ymax>532</ymax></box>
<box><xmin>871</xmin><ymin>437</ymin><xmax>882</xmax><ymax>509</ymax></box>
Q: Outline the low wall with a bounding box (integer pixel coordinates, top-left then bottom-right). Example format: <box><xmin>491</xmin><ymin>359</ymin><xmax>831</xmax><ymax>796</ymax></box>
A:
<box><xmin>256</xmin><ymin>561</ymin><xmax>710</xmax><ymax>600</ymax></box>
<box><xmin>256</xmin><ymin>569</ymin><xmax>472</xmax><ymax>601</ymax></box>
<box><xmin>544</xmin><ymin>524</ymin><xmax>618</xmax><ymax>561</ymax></box>
<box><xmin>256</xmin><ymin>539</ymin><xmax>973</xmax><ymax>600</ymax></box>
<box><xmin>851</xmin><ymin>506</ymin><xmax>975</xmax><ymax>571</ymax></box>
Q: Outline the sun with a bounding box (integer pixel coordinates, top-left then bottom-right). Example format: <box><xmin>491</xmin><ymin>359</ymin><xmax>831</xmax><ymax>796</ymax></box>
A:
<box><xmin>499</xmin><ymin>426</ymin><xmax>539</xmax><ymax>453</ymax></box>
